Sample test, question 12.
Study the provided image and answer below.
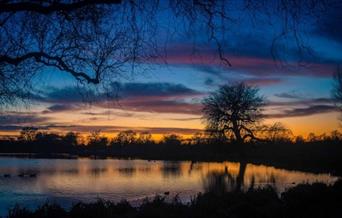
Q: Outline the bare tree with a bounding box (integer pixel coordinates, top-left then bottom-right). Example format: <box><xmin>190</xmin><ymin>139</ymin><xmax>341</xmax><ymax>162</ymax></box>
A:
<box><xmin>260</xmin><ymin>122</ymin><xmax>293</xmax><ymax>143</ymax></box>
<box><xmin>202</xmin><ymin>82</ymin><xmax>265</xmax><ymax>143</ymax></box>
<box><xmin>136</xmin><ymin>131</ymin><xmax>153</xmax><ymax>144</ymax></box>
<box><xmin>190</xmin><ymin>132</ymin><xmax>208</xmax><ymax>145</ymax></box>
<box><xmin>0</xmin><ymin>0</ymin><xmax>338</xmax><ymax>105</ymax></box>
<box><xmin>115</xmin><ymin>130</ymin><xmax>137</xmax><ymax>145</ymax></box>
<box><xmin>87</xmin><ymin>130</ymin><xmax>108</xmax><ymax>148</ymax></box>
<box><xmin>0</xmin><ymin>1</ymin><xmax>158</xmax><ymax>105</ymax></box>
<box><xmin>19</xmin><ymin>126</ymin><xmax>38</xmax><ymax>141</ymax></box>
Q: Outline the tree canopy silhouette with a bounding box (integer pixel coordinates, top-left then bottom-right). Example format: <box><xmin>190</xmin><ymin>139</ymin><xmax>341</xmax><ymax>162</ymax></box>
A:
<box><xmin>0</xmin><ymin>0</ymin><xmax>338</xmax><ymax>105</ymax></box>
<box><xmin>0</xmin><ymin>0</ymin><xmax>153</xmax><ymax>105</ymax></box>
<box><xmin>202</xmin><ymin>83</ymin><xmax>264</xmax><ymax>143</ymax></box>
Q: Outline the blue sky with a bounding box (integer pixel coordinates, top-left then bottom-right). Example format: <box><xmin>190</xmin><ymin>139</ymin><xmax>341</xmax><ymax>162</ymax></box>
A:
<box><xmin>1</xmin><ymin>1</ymin><xmax>342</xmax><ymax>138</ymax></box>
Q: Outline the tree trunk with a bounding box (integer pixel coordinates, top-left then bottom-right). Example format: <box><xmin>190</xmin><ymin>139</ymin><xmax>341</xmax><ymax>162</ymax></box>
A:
<box><xmin>232</xmin><ymin>120</ymin><xmax>243</xmax><ymax>143</ymax></box>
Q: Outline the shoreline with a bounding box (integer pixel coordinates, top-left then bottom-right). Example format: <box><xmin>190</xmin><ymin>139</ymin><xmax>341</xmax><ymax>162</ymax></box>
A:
<box><xmin>1</xmin><ymin>151</ymin><xmax>341</xmax><ymax>177</ymax></box>
<box><xmin>4</xmin><ymin>180</ymin><xmax>342</xmax><ymax>218</ymax></box>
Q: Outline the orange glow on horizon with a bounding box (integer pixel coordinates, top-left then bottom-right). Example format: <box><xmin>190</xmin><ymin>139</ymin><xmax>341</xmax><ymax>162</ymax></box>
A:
<box><xmin>0</xmin><ymin>108</ymin><xmax>340</xmax><ymax>141</ymax></box>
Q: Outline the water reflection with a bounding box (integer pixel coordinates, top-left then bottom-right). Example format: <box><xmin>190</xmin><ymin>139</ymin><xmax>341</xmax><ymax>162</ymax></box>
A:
<box><xmin>161</xmin><ymin>161</ymin><xmax>182</xmax><ymax>178</ymax></box>
<box><xmin>0</xmin><ymin>157</ymin><xmax>339</xmax><ymax>215</ymax></box>
<box><xmin>118</xmin><ymin>167</ymin><xmax>136</xmax><ymax>177</ymax></box>
<box><xmin>203</xmin><ymin>162</ymin><xmax>279</xmax><ymax>194</ymax></box>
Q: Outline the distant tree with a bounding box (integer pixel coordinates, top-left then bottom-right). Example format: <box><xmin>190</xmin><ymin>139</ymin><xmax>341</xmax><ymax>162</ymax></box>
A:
<box><xmin>136</xmin><ymin>132</ymin><xmax>153</xmax><ymax>144</ymax></box>
<box><xmin>206</xmin><ymin>129</ymin><xmax>230</xmax><ymax>144</ymax></box>
<box><xmin>35</xmin><ymin>132</ymin><xmax>62</xmax><ymax>144</ymax></box>
<box><xmin>307</xmin><ymin>133</ymin><xmax>318</xmax><ymax>142</ymax></box>
<box><xmin>202</xmin><ymin>83</ymin><xmax>265</xmax><ymax>143</ymax></box>
<box><xmin>295</xmin><ymin>135</ymin><xmax>305</xmax><ymax>144</ymax></box>
<box><xmin>263</xmin><ymin>122</ymin><xmax>293</xmax><ymax>143</ymax></box>
<box><xmin>162</xmin><ymin>134</ymin><xmax>182</xmax><ymax>146</ymax></box>
<box><xmin>19</xmin><ymin>127</ymin><xmax>38</xmax><ymax>141</ymax></box>
<box><xmin>330</xmin><ymin>130</ymin><xmax>342</xmax><ymax>141</ymax></box>
<box><xmin>87</xmin><ymin>130</ymin><xmax>108</xmax><ymax>149</ymax></box>
<box><xmin>318</xmin><ymin>133</ymin><xmax>329</xmax><ymax>141</ymax></box>
<box><xmin>115</xmin><ymin>130</ymin><xmax>137</xmax><ymax>145</ymax></box>
<box><xmin>63</xmin><ymin>132</ymin><xmax>79</xmax><ymax>147</ymax></box>
<box><xmin>191</xmin><ymin>132</ymin><xmax>208</xmax><ymax>145</ymax></box>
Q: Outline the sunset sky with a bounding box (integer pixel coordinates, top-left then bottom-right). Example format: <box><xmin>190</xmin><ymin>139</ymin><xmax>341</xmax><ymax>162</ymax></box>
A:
<box><xmin>0</xmin><ymin>2</ymin><xmax>341</xmax><ymax>139</ymax></box>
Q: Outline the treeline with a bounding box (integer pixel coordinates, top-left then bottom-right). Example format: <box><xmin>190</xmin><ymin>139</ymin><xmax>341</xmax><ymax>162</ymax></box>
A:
<box><xmin>6</xmin><ymin>180</ymin><xmax>342</xmax><ymax>218</ymax></box>
<box><xmin>0</xmin><ymin>127</ymin><xmax>342</xmax><ymax>155</ymax></box>
<box><xmin>2</xmin><ymin>126</ymin><xmax>342</xmax><ymax>150</ymax></box>
<box><xmin>1</xmin><ymin>127</ymin><xmax>342</xmax><ymax>175</ymax></box>
<box><xmin>0</xmin><ymin>128</ymin><xmax>188</xmax><ymax>153</ymax></box>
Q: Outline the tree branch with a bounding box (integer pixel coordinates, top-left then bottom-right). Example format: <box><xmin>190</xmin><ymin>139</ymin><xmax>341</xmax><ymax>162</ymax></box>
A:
<box><xmin>0</xmin><ymin>0</ymin><xmax>122</xmax><ymax>14</ymax></box>
<box><xmin>241</xmin><ymin>125</ymin><xmax>264</xmax><ymax>142</ymax></box>
<box><xmin>0</xmin><ymin>52</ymin><xmax>99</xmax><ymax>84</ymax></box>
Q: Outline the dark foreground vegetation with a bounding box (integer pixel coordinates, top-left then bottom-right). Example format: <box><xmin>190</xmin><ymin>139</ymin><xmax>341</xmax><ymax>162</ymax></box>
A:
<box><xmin>6</xmin><ymin>180</ymin><xmax>342</xmax><ymax>218</ymax></box>
<box><xmin>1</xmin><ymin>128</ymin><xmax>342</xmax><ymax>176</ymax></box>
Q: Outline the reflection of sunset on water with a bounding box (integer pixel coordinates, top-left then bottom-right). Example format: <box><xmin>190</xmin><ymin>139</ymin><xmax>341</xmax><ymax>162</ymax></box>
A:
<box><xmin>0</xmin><ymin>157</ymin><xmax>339</xmax><ymax>215</ymax></box>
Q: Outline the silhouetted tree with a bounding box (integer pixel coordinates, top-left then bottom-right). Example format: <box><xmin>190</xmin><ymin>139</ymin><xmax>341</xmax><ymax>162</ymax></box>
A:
<box><xmin>35</xmin><ymin>132</ymin><xmax>62</xmax><ymax>143</ymax></box>
<box><xmin>330</xmin><ymin>130</ymin><xmax>342</xmax><ymax>142</ymax></box>
<box><xmin>136</xmin><ymin>132</ymin><xmax>153</xmax><ymax>144</ymax></box>
<box><xmin>19</xmin><ymin>127</ymin><xmax>38</xmax><ymax>141</ymax></box>
<box><xmin>191</xmin><ymin>132</ymin><xmax>208</xmax><ymax>145</ymax></box>
<box><xmin>206</xmin><ymin>129</ymin><xmax>230</xmax><ymax>144</ymax></box>
<box><xmin>295</xmin><ymin>135</ymin><xmax>305</xmax><ymax>144</ymax></box>
<box><xmin>87</xmin><ymin>130</ymin><xmax>108</xmax><ymax>149</ymax></box>
<box><xmin>0</xmin><ymin>1</ymin><xmax>152</xmax><ymax>105</ymax></box>
<box><xmin>0</xmin><ymin>0</ymin><xmax>338</xmax><ymax>105</ymax></box>
<box><xmin>162</xmin><ymin>134</ymin><xmax>182</xmax><ymax>146</ymax></box>
<box><xmin>307</xmin><ymin>132</ymin><xmax>319</xmax><ymax>142</ymax></box>
<box><xmin>318</xmin><ymin>133</ymin><xmax>329</xmax><ymax>141</ymax></box>
<box><xmin>63</xmin><ymin>132</ymin><xmax>79</xmax><ymax>147</ymax></box>
<box><xmin>202</xmin><ymin>83</ymin><xmax>265</xmax><ymax>144</ymax></box>
<box><xmin>115</xmin><ymin>130</ymin><xmax>137</xmax><ymax>145</ymax></box>
<box><xmin>262</xmin><ymin>122</ymin><xmax>293</xmax><ymax>143</ymax></box>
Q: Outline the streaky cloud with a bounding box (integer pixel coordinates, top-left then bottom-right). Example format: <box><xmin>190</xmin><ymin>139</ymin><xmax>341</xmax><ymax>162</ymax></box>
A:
<box><xmin>0</xmin><ymin>124</ymin><xmax>203</xmax><ymax>135</ymax></box>
<box><xmin>264</xmin><ymin>105</ymin><xmax>338</xmax><ymax>118</ymax></box>
<box><xmin>0</xmin><ymin>112</ymin><xmax>50</xmax><ymax>125</ymax></box>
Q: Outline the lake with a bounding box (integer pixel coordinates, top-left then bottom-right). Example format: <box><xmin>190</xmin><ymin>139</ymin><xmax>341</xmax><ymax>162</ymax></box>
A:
<box><xmin>0</xmin><ymin>157</ymin><xmax>339</xmax><ymax>216</ymax></box>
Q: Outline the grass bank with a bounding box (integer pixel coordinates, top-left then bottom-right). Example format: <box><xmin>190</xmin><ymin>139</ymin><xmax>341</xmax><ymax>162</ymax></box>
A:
<box><xmin>5</xmin><ymin>180</ymin><xmax>342</xmax><ymax>218</ymax></box>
